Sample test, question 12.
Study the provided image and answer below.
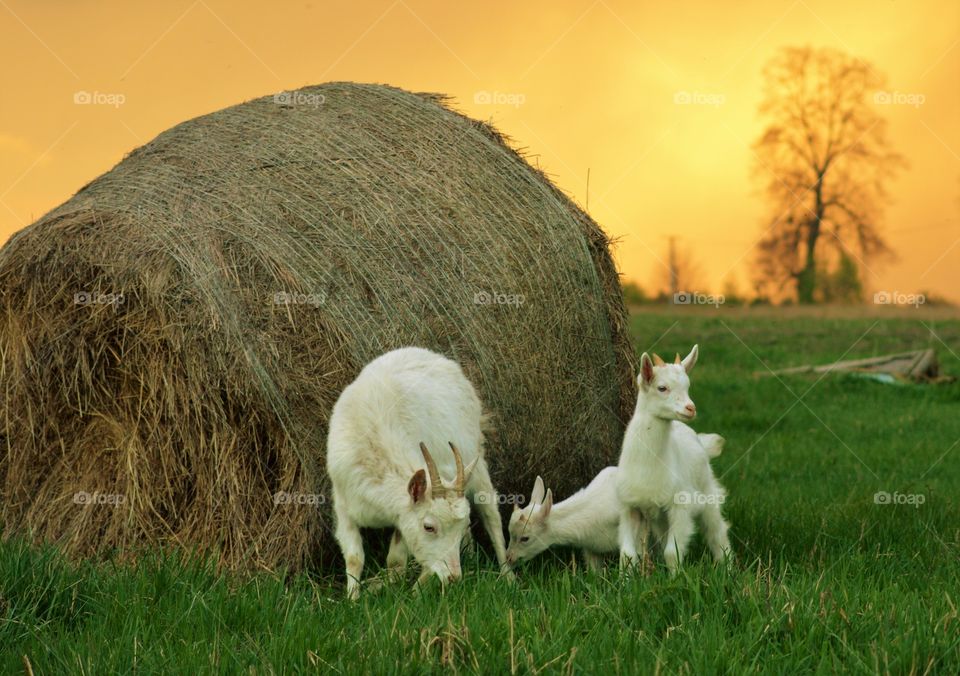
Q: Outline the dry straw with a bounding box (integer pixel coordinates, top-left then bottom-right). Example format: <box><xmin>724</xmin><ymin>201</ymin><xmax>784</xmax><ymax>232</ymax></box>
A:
<box><xmin>0</xmin><ymin>82</ymin><xmax>636</xmax><ymax>571</ymax></box>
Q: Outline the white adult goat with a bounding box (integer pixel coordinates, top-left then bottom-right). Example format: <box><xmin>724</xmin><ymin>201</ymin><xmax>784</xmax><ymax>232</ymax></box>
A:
<box><xmin>326</xmin><ymin>347</ymin><xmax>509</xmax><ymax>599</ymax></box>
<box><xmin>616</xmin><ymin>346</ymin><xmax>732</xmax><ymax>575</ymax></box>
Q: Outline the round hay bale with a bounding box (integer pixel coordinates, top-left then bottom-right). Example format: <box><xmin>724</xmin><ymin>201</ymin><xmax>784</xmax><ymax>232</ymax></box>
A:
<box><xmin>0</xmin><ymin>82</ymin><xmax>636</xmax><ymax>570</ymax></box>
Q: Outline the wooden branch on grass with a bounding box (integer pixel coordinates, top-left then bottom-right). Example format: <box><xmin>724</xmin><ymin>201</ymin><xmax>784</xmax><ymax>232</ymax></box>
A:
<box><xmin>755</xmin><ymin>348</ymin><xmax>945</xmax><ymax>382</ymax></box>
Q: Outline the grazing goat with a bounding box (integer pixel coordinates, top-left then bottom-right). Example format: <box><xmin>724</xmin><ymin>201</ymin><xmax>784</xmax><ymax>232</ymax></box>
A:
<box><xmin>326</xmin><ymin>347</ymin><xmax>509</xmax><ymax>598</ymax></box>
<box><xmin>616</xmin><ymin>346</ymin><xmax>732</xmax><ymax>575</ymax></box>
<box><xmin>506</xmin><ymin>469</ymin><xmax>620</xmax><ymax>570</ymax></box>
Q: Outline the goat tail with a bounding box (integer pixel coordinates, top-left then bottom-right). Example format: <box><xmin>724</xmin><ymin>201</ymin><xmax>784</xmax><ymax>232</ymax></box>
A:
<box><xmin>698</xmin><ymin>433</ymin><xmax>725</xmax><ymax>458</ymax></box>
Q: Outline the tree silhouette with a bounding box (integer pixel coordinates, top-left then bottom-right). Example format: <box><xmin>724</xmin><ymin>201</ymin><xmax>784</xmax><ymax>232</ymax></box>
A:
<box><xmin>752</xmin><ymin>46</ymin><xmax>904</xmax><ymax>303</ymax></box>
<box><xmin>651</xmin><ymin>237</ymin><xmax>703</xmax><ymax>299</ymax></box>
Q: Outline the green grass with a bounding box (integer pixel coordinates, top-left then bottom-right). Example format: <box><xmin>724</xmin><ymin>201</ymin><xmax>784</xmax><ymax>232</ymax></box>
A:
<box><xmin>4</xmin><ymin>310</ymin><xmax>959</xmax><ymax>673</ymax></box>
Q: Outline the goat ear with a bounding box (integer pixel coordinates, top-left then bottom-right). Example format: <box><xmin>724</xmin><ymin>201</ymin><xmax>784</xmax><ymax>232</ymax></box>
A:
<box><xmin>530</xmin><ymin>476</ymin><xmax>545</xmax><ymax>505</ymax></box>
<box><xmin>539</xmin><ymin>489</ymin><xmax>553</xmax><ymax>520</ymax></box>
<box><xmin>408</xmin><ymin>469</ymin><xmax>428</xmax><ymax>503</ymax></box>
<box><xmin>639</xmin><ymin>353</ymin><xmax>655</xmax><ymax>388</ymax></box>
<box><xmin>682</xmin><ymin>344</ymin><xmax>699</xmax><ymax>373</ymax></box>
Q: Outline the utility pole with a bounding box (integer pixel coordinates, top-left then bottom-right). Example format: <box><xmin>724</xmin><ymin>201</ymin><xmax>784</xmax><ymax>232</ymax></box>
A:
<box><xmin>668</xmin><ymin>235</ymin><xmax>679</xmax><ymax>297</ymax></box>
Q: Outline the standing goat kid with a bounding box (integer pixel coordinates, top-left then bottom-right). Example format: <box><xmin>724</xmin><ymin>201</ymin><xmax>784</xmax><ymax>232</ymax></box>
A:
<box><xmin>616</xmin><ymin>346</ymin><xmax>732</xmax><ymax>575</ymax></box>
<box><xmin>326</xmin><ymin>347</ymin><xmax>509</xmax><ymax>599</ymax></box>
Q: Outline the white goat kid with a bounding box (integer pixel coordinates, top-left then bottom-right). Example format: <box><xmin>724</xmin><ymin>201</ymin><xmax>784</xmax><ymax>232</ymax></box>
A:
<box><xmin>506</xmin><ymin>469</ymin><xmax>621</xmax><ymax>570</ymax></box>
<box><xmin>616</xmin><ymin>346</ymin><xmax>732</xmax><ymax>575</ymax></box>
<box><xmin>326</xmin><ymin>347</ymin><xmax>510</xmax><ymax>599</ymax></box>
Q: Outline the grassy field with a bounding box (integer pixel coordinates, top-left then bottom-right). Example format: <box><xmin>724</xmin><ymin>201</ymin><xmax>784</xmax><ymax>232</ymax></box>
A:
<box><xmin>3</xmin><ymin>309</ymin><xmax>959</xmax><ymax>673</ymax></box>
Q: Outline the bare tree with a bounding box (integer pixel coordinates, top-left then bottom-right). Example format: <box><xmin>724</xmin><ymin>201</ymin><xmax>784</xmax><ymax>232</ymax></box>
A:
<box><xmin>752</xmin><ymin>46</ymin><xmax>904</xmax><ymax>303</ymax></box>
<box><xmin>651</xmin><ymin>237</ymin><xmax>704</xmax><ymax>299</ymax></box>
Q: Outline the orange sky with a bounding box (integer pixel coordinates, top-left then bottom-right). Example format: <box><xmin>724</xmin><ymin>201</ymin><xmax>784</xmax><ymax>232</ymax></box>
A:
<box><xmin>2</xmin><ymin>0</ymin><xmax>958</xmax><ymax>302</ymax></box>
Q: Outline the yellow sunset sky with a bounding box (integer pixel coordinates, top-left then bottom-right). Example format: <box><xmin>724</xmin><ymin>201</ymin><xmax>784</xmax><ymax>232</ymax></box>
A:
<box><xmin>1</xmin><ymin>0</ymin><xmax>958</xmax><ymax>301</ymax></box>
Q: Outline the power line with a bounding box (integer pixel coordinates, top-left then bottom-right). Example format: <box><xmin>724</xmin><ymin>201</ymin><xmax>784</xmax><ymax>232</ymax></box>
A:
<box><xmin>887</xmin><ymin>222</ymin><xmax>959</xmax><ymax>235</ymax></box>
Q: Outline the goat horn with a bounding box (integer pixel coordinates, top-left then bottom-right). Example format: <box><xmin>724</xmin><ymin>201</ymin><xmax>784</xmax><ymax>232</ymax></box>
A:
<box><xmin>419</xmin><ymin>442</ymin><xmax>444</xmax><ymax>498</ymax></box>
<box><xmin>449</xmin><ymin>442</ymin><xmax>465</xmax><ymax>497</ymax></box>
<box><xmin>675</xmin><ymin>353</ymin><xmax>682</xmax><ymax>364</ymax></box>
<box><xmin>652</xmin><ymin>353</ymin><xmax>665</xmax><ymax>366</ymax></box>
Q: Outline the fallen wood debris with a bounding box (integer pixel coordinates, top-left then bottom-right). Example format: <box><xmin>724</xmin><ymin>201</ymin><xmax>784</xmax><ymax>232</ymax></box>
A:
<box><xmin>755</xmin><ymin>348</ymin><xmax>954</xmax><ymax>383</ymax></box>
